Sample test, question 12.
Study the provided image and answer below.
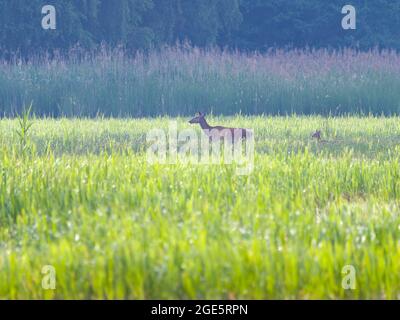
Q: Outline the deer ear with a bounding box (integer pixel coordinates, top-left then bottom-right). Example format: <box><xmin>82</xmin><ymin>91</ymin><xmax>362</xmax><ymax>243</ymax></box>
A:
<box><xmin>198</xmin><ymin>112</ymin><xmax>204</xmax><ymax>116</ymax></box>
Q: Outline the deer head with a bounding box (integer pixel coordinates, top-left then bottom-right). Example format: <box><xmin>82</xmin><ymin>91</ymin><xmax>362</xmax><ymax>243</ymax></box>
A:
<box><xmin>189</xmin><ymin>112</ymin><xmax>205</xmax><ymax>124</ymax></box>
<box><xmin>312</xmin><ymin>130</ymin><xmax>322</xmax><ymax>141</ymax></box>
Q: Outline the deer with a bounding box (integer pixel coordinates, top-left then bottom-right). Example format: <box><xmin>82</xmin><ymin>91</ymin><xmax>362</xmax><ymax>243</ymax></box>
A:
<box><xmin>188</xmin><ymin>112</ymin><xmax>252</xmax><ymax>141</ymax></box>
<box><xmin>311</xmin><ymin>130</ymin><xmax>330</xmax><ymax>143</ymax></box>
<box><xmin>312</xmin><ymin>130</ymin><xmax>322</xmax><ymax>142</ymax></box>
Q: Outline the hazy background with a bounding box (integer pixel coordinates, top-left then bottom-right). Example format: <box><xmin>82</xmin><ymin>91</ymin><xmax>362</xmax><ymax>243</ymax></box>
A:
<box><xmin>1</xmin><ymin>0</ymin><xmax>399</xmax><ymax>56</ymax></box>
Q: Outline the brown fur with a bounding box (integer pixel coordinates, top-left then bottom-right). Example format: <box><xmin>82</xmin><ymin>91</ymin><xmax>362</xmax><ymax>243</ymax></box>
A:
<box><xmin>189</xmin><ymin>112</ymin><xmax>251</xmax><ymax>140</ymax></box>
<box><xmin>312</xmin><ymin>130</ymin><xmax>322</xmax><ymax>141</ymax></box>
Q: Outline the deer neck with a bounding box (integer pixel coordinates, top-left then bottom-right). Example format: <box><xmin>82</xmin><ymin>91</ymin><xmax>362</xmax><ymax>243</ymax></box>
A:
<box><xmin>199</xmin><ymin>118</ymin><xmax>212</xmax><ymax>131</ymax></box>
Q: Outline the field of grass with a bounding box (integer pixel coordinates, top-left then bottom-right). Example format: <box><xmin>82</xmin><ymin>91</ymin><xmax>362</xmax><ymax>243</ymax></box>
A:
<box><xmin>2</xmin><ymin>47</ymin><xmax>400</xmax><ymax>117</ymax></box>
<box><xmin>0</xmin><ymin>115</ymin><xmax>399</xmax><ymax>299</ymax></box>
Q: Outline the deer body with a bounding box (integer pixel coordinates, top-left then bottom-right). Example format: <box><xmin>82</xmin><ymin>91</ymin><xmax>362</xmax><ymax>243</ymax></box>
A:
<box><xmin>189</xmin><ymin>112</ymin><xmax>251</xmax><ymax>140</ymax></box>
<box><xmin>312</xmin><ymin>130</ymin><xmax>322</xmax><ymax>142</ymax></box>
<box><xmin>312</xmin><ymin>130</ymin><xmax>329</xmax><ymax>143</ymax></box>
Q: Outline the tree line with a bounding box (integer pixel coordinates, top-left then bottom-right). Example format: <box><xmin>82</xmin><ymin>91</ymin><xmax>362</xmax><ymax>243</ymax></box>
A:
<box><xmin>1</xmin><ymin>0</ymin><xmax>400</xmax><ymax>57</ymax></box>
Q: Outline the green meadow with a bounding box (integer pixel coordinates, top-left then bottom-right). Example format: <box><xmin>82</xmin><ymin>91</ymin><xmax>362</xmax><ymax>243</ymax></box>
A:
<box><xmin>0</xmin><ymin>116</ymin><xmax>399</xmax><ymax>299</ymax></box>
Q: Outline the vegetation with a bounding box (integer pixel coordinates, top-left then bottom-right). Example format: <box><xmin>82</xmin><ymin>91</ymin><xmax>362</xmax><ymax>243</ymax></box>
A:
<box><xmin>2</xmin><ymin>47</ymin><xmax>400</xmax><ymax>117</ymax></box>
<box><xmin>2</xmin><ymin>0</ymin><xmax>400</xmax><ymax>56</ymax></box>
<box><xmin>2</xmin><ymin>1</ymin><xmax>400</xmax><ymax>301</ymax></box>
<box><xmin>0</xmin><ymin>116</ymin><xmax>400</xmax><ymax>299</ymax></box>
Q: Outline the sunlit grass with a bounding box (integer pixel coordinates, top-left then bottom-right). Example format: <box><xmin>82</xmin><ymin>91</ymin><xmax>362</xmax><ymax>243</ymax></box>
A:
<box><xmin>0</xmin><ymin>116</ymin><xmax>399</xmax><ymax>299</ymax></box>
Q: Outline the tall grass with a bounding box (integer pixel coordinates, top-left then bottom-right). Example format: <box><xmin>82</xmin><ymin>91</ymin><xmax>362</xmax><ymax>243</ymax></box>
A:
<box><xmin>1</xmin><ymin>46</ymin><xmax>400</xmax><ymax>117</ymax></box>
<box><xmin>0</xmin><ymin>116</ymin><xmax>400</xmax><ymax>299</ymax></box>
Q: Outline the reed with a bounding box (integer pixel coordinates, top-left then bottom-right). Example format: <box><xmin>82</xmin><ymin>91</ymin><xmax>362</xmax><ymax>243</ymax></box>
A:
<box><xmin>1</xmin><ymin>47</ymin><xmax>400</xmax><ymax>117</ymax></box>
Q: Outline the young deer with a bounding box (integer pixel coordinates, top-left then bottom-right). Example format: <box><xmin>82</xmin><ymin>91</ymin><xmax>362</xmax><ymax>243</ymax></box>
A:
<box><xmin>312</xmin><ymin>130</ymin><xmax>322</xmax><ymax>142</ymax></box>
<box><xmin>189</xmin><ymin>112</ymin><xmax>251</xmax><ymax>140</ymax></box>
<box><xmin>312</xmin><ymin>130</ymin><xmax>330</xmax><ymax>143</ymax></box>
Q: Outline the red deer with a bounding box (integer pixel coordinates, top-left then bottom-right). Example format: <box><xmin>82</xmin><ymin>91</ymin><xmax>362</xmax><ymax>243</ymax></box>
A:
<box><xmin>312</xmin><ymin>130</ymin><xmax>330</xmax><ymax>143</ymax></box>
<box><xmin>312</xmin><ymin>130</ymin><xmax>322</xmax><ymax>142</ymax></box>
<box><xmin>189</xmin><ymin>112</ymin><xmax>251</xmax><ymax>140</ymax></box>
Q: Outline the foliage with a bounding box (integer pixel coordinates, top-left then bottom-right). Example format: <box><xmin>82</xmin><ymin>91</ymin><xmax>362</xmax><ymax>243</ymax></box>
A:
<box><xmin>0</xmin><ymin>116</ymin><xmax>400</xmax><ymax>298</ymax></box>
<box><xmin>1</xmin><ymin>47</ymin><xmax>400</xmax><ymax>117</ymax></box>
<box><xmin>2</xmin><ymin>0</ymin><xmax>400</xmax><ymax>57</ymax></box>
<box><xmin>15</xmin><ymin>103</ymin><xmax>34</xmax><ymax>152</ymax></box>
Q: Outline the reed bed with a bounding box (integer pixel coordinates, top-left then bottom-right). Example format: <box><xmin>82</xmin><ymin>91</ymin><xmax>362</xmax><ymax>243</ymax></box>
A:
<box><xmin>1</xmin><ymin>47</ymin><xmax>400</xmax><ymax>117</ymax></box>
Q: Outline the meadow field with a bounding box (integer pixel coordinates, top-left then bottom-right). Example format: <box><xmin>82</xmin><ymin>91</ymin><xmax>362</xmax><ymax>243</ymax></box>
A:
<box><xmin>0</xmin><ymin>115</ymin><xmax>400</xmax><ymax>299</ymax></box>
<box><xmin>2</xmin><ymin>47</ymin><xmax>400</xmax><ymax>117</ymax></box>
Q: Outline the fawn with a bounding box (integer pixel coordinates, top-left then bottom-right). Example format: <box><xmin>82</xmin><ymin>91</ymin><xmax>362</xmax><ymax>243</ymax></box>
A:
<box><xmin>312</xmin><ymin>130</ymin><xmax>330</xmax><ymax>143</ymax></box>
<box><xmin>189</xmin><ymin>112</ymin><xmax>251</xmax><ymax>140</ymax></box>
<box><xmin>312</xmin><ymin>130</ymin><xmax>322</xmax><ymax>141</ymax></box>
